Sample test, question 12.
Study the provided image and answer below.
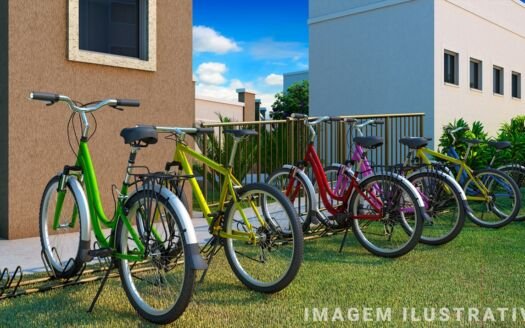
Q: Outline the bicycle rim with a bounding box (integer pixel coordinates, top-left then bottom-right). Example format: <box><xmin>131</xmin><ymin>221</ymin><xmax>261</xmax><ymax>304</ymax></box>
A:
<box><xmin>464</xmin><ymin>170</ymin><xmax>519</xmax><ymax>227</ymax></box>
<box><xmin>224</xmin><ymin>185</ymin><xmax>302</xmax><ymax>292</ymax></box>
<box><xmin>118</xmin><ymin>191</ymin><xmax>192</xmax><ymax>321</ymax></box>
<box><xmin>351</xmin><ymin>175</ymin><xmax>422</xmax><ymax>257</ymax></box>
<box><xmin>39</xmin><ymin>176</ymin><xmax>83</xmax><ymax>277</ymax></box>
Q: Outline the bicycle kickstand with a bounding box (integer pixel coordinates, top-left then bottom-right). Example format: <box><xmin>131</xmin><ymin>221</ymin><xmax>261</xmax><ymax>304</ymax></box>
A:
<box><xmin>338</xmin><ymin>228</ymin><xmax>350</xmax><ymax>253</ymax></box>
<box><xmin>198</xmin><ymin>236</ymin><xmax>221</xmax><ymax>285</ymax></box>
<box><xmin>87</xmin><ymin>258</ymin><xmax>114</xmax><ymax>313</ymax></box>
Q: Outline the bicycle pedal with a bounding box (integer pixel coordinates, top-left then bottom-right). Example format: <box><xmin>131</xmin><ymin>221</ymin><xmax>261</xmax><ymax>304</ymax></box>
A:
<box><xmin>88</xmin><ymin>248</ymin><xmax>113</xmax><ymax>258</ymax></box>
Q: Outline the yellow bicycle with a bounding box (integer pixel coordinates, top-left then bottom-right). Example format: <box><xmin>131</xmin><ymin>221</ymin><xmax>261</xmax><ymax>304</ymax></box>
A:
<box><xmin>155</xmin><ymin>126</ymin><xmax>304</xmax><ymax>293</ymax></box>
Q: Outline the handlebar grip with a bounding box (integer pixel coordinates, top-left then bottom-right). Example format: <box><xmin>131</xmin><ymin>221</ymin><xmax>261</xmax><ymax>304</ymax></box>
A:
<box><xmin>116</xmin><ymin>99</ymin><xmax>140</xmax><ymax>107</ymax></box>
<box><xmin>329</xmin><ymin>116</ymin><xmax>342</xmax><ymax>122</ymax></box>
<box><xmin>30</xmin><ymin>92</ymin><xmax>59</xmax><ymax>103</ymax></box>
<box><xmin>196</xmin><ymin>128</ymin><xmax>215</xmax><ymax>135</ymax></box>
<box><xmin>290</xmin><ymin>113</ymin><xmax>308</xmax><ymax>119</ymax></box>
<box><xmin>373</xmin><ymin>120</ymin><xmax>385</xmax><ymax>125</ymax></box>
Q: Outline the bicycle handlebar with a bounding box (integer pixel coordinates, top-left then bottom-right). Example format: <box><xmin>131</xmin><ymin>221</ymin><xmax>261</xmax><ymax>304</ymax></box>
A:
<box><xmin>30</xmin><ymin>92</ymin><xmax>60</xmax><ymax>103</ymax></box>
<box><xmin>30</xmin><ymin>91</ymin><xmax>140</xmax><ymax>113</ymax></box>
<box><xmin>447</xmin><ymin>126</ymin><xmax>468</xmax><ymax>135</ymax></box>
<box><xmin>155</xmin><ymin>126</ymin><xmax>215</xmax><ymax>136</ymax></box>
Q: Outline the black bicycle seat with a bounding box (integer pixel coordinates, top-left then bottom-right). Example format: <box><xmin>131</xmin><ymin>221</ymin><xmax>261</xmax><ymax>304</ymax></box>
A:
<box><xmin>223</xmin><ymin>129</ymin><xmax>258</xmax><ymax>138</ymax></box>
<box><xmin>354</xmin><ymin>136</ymin><xmax>384</xmax><ymax>149</ymax></box>
<box><xmin>120</xmin><ymin>126</ymin><xmax>158</xmax><ymax>146</ymax></box>
<box><xmin>461</xmin><ymin>139</ymin><xmax>482</xmax><ymax>145</ymax></box>
<box><xmin>399</xmin><ymin>137</ymin><xmax>429</xmax><ymax>149</ymax></box>
<box><xmin>487</xmin><ymin>140</ymin><xmax>511</xmax><ymax>150</ymax></box>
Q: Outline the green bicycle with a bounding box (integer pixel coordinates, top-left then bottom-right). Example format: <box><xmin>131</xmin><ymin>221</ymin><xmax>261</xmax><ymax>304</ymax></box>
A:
<box><xmin>31</xmin><ymin>92</ymin><xmax>206</xmax><ymax>324</ymax></box>
<box><xmin>154</xmin><ymin>125</ymin><xmax>304</xmax><ymax>293</ymax></box>
<box><xmin>400</xmin><ymin>127</ymin><xmax>521</xmax><ymax>228</ymax></box>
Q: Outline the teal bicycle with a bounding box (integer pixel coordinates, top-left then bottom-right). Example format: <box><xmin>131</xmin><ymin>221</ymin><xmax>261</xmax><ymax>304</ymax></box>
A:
<box><xmin>31</xmin><ymin>92</ymin><xmax>206</xmax><ymax>324</ymax></box>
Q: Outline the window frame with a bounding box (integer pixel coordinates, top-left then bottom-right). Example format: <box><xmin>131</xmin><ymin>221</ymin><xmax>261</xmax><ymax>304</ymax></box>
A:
<box><xmin>444</xmin><ymin>50</ymin><xmax>459</xmax><ymax>85</ymax></box>
<box><xmin>493</xmin><ymin>66</ymin><xmax>504</xmax><ymax>95</ymax></box>
<box><xmin>469</xmin><ymin>58</ymin><xmax>482</xmax><ymax>91</ymax></box>
<box><xmin>68</xmin><ymin>0</ymin><xmax>157</xmax><ymax>71</ymax></box>
<box><xmin>512</xmin><ymin>71</ymin><xmax>521</xmax><ymax>99</ymax></box>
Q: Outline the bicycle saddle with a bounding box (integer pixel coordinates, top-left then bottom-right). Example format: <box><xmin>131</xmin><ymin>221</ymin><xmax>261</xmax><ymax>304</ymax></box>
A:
<box><xmin>353</xmin><ymin>136</ymin><xmax>384</xmax><ymax>149</ymax></box>
<box><xmin>120</xmin><ymin>125</ymin><xmax>158</xmax><ymax>146</ymax></box>
<box><xmin>487</xmin><ymin>140</ymin><xmax>511</xmax><ymax>150</ymax></box>
<box><xmin>223</xmin><ymin>129</ymin><xmax>258</xmax><ymax>138</ymax></box>
<box><xmin>399</xmin><ymin>137</ymin><xmax>429</xmax><ymax>149</ymax></box>
<box><xmin>461</xmin><ymin>138</ymin><xmax>481</xmax><ymax>145</ymax></box>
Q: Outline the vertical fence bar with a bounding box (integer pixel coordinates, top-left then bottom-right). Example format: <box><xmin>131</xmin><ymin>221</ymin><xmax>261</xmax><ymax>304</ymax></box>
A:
<box><xmin>384</xmin><ymin>116</ymin><xmax>390</xmax><ymax>166</ymax></box>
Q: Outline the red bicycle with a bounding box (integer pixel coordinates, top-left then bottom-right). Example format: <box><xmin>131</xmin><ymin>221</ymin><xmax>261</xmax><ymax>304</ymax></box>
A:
<box><xmin>267</xmin><ymin>114</ymin><xmax>425</xmax><ymax>258</ymax></box>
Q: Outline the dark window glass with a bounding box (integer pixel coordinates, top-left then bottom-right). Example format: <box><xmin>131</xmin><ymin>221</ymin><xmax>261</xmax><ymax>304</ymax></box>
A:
<box><xmin>470</xmin><ymin>60</ymin><xmax>481</xmax><ymax>90</ymax></box>
<box><xmin>444</xmin><ymin>52</ymin><xmax>457</xmax><ymax>84</ymax></box>
<box><xmin>493</xmin><ymin>67</ymin><xmax>503</xmax><ymax>95</ymax></box>
<box><xmin>79</xmin><ymin>0</ymin><xmax>147</xmax><ymax>59</ymax></box>
<box><xmin>512</xmin><ymin>73</ymin><xmax>521</xmax><ymax>99</ymax></box>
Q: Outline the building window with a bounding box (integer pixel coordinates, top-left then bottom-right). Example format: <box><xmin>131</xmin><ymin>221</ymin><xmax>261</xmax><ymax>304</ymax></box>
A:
<box><xmin>493</xmin><ymin>66</ymin><xmax>504</xmax><ymax>95</ymax></box>
<box><xmin>68</xmin><ymin>0</ymin><xmax>157</xmax><ymax>71</ymax></box>
<box><xmin>512</xmin><ymin>72</ymin><xmax>521</xmax><ymax>99</ymax></box>
<box><xmin>444</xmin><ymin>50</ymin><xmax>458</xmax><ymax>85</ymax></box>
<box><xmin>79</xmin><ymin>0</ymin><xmax>148</xmax><ymax>59</ymax></box>
<box><xmin>469</xmin><ymin>59</ymin><xmax>482</xmax><ymax>90</ymax></box>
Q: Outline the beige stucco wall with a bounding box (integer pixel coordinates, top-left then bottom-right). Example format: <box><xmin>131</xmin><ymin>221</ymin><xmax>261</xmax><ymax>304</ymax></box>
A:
<box><xmin>434</xmin><ymin>0</ymin><xmax>525</xmax><ymax>140</ymax></box>
<box><xmin>195</xmin><ymin>96</ymin><xmax>244</xmax><ymax>124</ymax></box>
<box><xmin>5</xmin><ymin>0</ymin><xmax>194</xmax><ymax>239</ymax></box>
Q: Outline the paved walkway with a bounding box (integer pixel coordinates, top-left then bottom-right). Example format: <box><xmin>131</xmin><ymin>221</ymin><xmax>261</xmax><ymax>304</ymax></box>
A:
<box><xmin>0</xmin><ymin>215</ymin><xmax>212</xmax><ymax>274</ymax></box>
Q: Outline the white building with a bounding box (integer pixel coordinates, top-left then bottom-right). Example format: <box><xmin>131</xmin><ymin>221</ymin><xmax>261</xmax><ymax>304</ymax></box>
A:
<box><xmin>309</xmin><ymin>0</ymin><xmax>525</xmax><ymax>143</ymax></box>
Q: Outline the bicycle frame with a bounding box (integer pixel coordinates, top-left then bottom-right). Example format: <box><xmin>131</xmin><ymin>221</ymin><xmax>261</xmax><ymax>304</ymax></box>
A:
<box><xmin>172</xmin><ymin>141</ymin><xmax>265</xmax><ymax>242</ymax></box>
<box><xmin>416</xmin><ymin>147</ymin><xmax>490</xmax><ymax>202</ymax></box>
<box><xmin>294</xmin><ymin>142</ymin><xmax>382</xmax><ymax>219</ymax></box>
<box><xmin>53</xmin><ymin>140</ymin><xmax>145</xmax><ymax>261</ymax></box>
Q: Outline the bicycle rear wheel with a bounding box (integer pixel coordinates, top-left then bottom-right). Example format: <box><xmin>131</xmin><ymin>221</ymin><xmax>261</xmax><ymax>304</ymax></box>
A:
<box><xmin>223</xmin><ymin>183</ymin><xmax>303</xmax><ymax>293</ymax></box>
<box><xmin>267</xmin><ymin>167</ymin><xmax>314</xmax><ymax>232</ymax></box>
<box><xmin>39</xmin><ymin>176</ymin><xmax>87</xmax><ymax>278</ymax></box>
<box><xmin>498</xmin><ymin>165</ymin><xmax>525</xmax><ymax>222</ymax></box>
<box><xmin>407</xmin><ymin>171</ymin><xmax>465</xmax><ymax>245</ymax></box>
<box><xmin>350</xmin><ymin>174</ymin><xmax>424</xmax><ymax>258</ymax></box>
<box><xmin>117</xmin><ymin>189</ymin><xmax>196</xmax><ymax>324</ymax></box>
<box><xmin>462</xmin><ymin>168</ymin><xmax>521</xmax><ymax>228</ymax></box>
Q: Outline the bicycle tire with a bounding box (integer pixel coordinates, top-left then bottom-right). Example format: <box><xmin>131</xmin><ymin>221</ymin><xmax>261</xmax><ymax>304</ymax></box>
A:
<box><xmin>498</xmin><ymin>165</ymin><xmax>525</xmax><ymax>222</ymax></box>
<box><xmin>39</xmin><ymin>176</ymin><xmax>87</xmax><ymax>278</ymax></box>
<box><xmin>117</xmin><ymin>189</ymin><xmax>196</xmax><ymax>324</ymax></box>
<box><xmin>406</xmin><ymin>170</ymin><xmax>466</xmax><ymax>245</ymax></box>
<box><xmin>223</xmin><ymin>183</ymin><xmax>303</xmax><ymax>293</ymax></box>
<box><xmin>350</xmin><ymin>173</ymin><xmax>424</xmax><ymax>258</ymax></box>
<box><xmin>462</xmin><ymin>168</ymin><xmax>521</xmax><ymax>228</ymax></box>
<box><xmin>266</xmin><ymin>167</ymin><xmax>315</xmax><ymax>232</ymax></box>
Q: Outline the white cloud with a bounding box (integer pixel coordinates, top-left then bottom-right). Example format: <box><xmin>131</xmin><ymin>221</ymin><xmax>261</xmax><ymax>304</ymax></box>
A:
<box><xmin>250</xmin><ymin>38</ymin><xmax>307</xmax><ymax>60</ymax></box>
<box><xmin>193</xmin><ymin>26</ymin><xmax>241</xmax><ymax>54</ymax></box>
<box><xmin>196</xmin><ymin>62</ymin><xmax>227</xmax><ymax>85</ymax></box>
<box><xmin>265</xmin><ymin>73</ymin><xmax>283</xmax><ymax>86</ymax></box>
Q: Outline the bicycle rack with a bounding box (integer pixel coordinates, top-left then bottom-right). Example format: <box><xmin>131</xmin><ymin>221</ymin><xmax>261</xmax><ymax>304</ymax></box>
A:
<box><xmin>0</xmin><ymin>249</ymin><xmax>113</xmax><ymax>301</ymax></box>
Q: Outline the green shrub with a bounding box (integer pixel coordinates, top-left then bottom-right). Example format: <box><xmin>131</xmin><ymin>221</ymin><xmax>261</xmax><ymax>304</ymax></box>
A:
<box><xmin>438</xmin><ymin>119</ymin><xmax>491</xmax><ymax>169</ymax></box>
<box><xmin>439</xmin><ymin>115</ymin><xmax>525</xmax><ymax>168</ymax></box>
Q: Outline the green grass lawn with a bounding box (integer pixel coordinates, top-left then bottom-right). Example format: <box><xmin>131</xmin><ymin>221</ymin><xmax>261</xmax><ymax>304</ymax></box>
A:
<box><xmin>1</xmin><ymin>221</ymin><xmax>525</xmax><ymax>327</ymax></box>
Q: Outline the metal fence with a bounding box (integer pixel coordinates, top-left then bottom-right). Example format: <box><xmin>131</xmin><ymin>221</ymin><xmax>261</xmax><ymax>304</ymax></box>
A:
<box><xmin>196</xmin><ymin>113</ymin><xmax>425</xmax><ymax>206</ymax></box>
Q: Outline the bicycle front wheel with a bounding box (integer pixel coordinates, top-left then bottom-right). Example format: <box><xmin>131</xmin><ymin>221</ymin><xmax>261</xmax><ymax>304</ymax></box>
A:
<box><xmin>117</xmin><ymin>189</ymin><xmax>196</xmax><ymax>324</ymax></box>
<box><xmin>407</xmin><ymin>171</ymin><xmax>466</xmax><ymax>245</ymax></box>
<box><xmin>223</xmin><ymin>183</ymin><xmax>303</xmax><ymax>293</ymax></box>
<box><xmin>498</xmin><ymin>165</ymin><xmax>525</xmax><ymax>222</ymax></box>
<box><xmin>39</xmin><ymin>176</ymin><xmax>87</xmax><ymax>278</ymax></box>
<box><xmin>463</xmin><ymin>168</ymin><xmax>521</xmax><ymax>228</ymax></box>
<box><xmin>350</xmin><ymin>174</ymin><xmax>424</xmax><ymax>258</ymax></box>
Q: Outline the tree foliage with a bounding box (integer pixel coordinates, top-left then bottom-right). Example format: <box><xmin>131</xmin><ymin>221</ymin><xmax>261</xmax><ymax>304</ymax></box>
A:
<box><xmin>271</xmin><ymin>81</ymin><xmax>309</xmax><ymax>117</ymax></box>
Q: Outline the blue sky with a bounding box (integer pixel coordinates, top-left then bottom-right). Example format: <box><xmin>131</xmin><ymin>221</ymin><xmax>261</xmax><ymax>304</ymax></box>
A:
<box><xmin>193</xmin><ymin>0</ymin><xmax>309</xmax><ymax>107</ymax></box>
